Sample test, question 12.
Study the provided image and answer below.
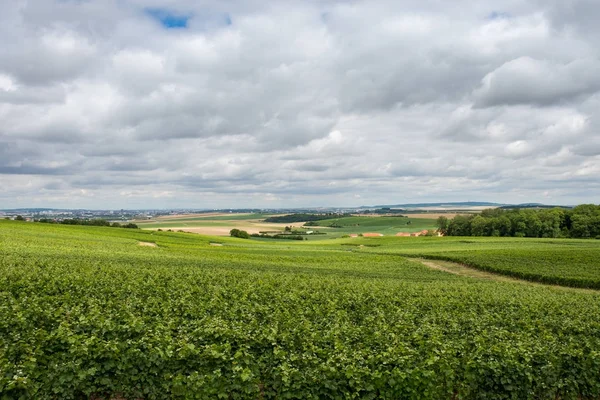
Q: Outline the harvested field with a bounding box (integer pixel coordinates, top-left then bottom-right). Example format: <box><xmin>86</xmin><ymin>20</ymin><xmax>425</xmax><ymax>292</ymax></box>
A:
<box><xmin>147</xmin><ymin>221</ymin><xmax>307</xmax><ymax>236</ymax></box>
<box><xmin>156</xmin><ymin>213</ymin><xmax>252</xmax><ymax>220</ymax></box>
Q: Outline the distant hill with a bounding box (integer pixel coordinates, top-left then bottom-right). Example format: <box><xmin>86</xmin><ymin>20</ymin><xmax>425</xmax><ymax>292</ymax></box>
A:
<box><xmin>499</xmin><ymin>203</ymin><xmax>573</xmax><ymax>210</ymax></box>
<box><xmin>369</xmin><ymin>202</ymin><xmax>504</xmax><ymax>209</ymax></box>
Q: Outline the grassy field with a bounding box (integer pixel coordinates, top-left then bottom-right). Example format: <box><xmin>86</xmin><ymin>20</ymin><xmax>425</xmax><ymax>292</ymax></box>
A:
<box><xmin>2</xmin><ymin>220</ymin><xmax>600</xmax><ymax>399</ymax></box>
<box><xmin>311</xmin><ymin>216</ymin><xmax>437</xmax><ymax>238</ymax></box>
<box><xmin>136</xmin><ymin>213</ymin><xmax>272</xmax><ymax>225</ymax></box>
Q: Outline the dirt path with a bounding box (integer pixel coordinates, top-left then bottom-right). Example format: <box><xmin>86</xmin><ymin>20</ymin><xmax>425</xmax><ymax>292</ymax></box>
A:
<box><xmin>409</xmin><ymin>258</ymin><xmax>600</xmax><ymax>294</ymax></box>
<box><xmin>138</xmin><ymin>242</ymin><xmax>157</xmax><ymax>247</ymax></box>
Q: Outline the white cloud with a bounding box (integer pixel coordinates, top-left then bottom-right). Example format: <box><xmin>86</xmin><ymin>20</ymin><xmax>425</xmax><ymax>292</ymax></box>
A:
<box><xmin>474</xmin><ymin>57</ymin><xmax>600</xmax><ymax>107</ymax></box>
<box><xmin>1</xmin><ymin>0</ymin><xmax>600</xmax><ymax>208</ymax></box>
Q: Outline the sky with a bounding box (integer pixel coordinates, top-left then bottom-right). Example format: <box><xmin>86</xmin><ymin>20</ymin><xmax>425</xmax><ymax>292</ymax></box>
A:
<box><xmin>1</xmin><ymin>0</ymin><xmax>599</xmax><ymax>209</ymax></box>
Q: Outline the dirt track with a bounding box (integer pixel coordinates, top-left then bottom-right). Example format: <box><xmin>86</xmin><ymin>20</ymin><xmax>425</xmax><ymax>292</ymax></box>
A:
<box><xmin>411</xmin><ymin>258</ymin><xmax>599</xmax><ymax>294</ymax></box>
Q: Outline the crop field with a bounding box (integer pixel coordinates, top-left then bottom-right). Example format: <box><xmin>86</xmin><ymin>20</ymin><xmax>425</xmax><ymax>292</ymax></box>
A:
<box><xmin>311</xmin><ymin>216</ymin><xmax>437</xmax><ymax>237</ymax></box>
<box><xmin>2</xmin><ymin>220</ymin><xmax>600</xmax><ymax>399</ymax></box>
<box><xmin>350</xmin><ymin>236</ymin><xmax>600</xmax><ymax>289</ymax></box>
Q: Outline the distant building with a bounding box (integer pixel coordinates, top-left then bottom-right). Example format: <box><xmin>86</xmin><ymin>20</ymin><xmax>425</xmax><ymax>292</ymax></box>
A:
<box><xmin>410</xmin><ymin>230</ymin><xmax>430</xmax><ymax>237</ymax></box>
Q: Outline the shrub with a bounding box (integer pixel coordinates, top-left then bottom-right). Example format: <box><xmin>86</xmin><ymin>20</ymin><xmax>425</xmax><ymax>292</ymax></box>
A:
<box><xmin>230</xmin><ymin>229</ymin><xmax>250</xmax><ymax>239</ymax></box>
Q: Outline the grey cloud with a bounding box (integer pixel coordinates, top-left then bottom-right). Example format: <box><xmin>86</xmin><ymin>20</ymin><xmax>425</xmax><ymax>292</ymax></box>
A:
<box><xmin>0</xmin><ymin>84</ymin><xmax>66</xmax><ymax>105</ymax></box>
<box><xmin>473</xmin><ymin>57</ymin><xmax>600</xmax><ymax>107</ymax></box>
<box><xmin>0</xmin><ymin>30</ymin><xmax>98</xmax><ymax>86</ymax></box>
<box><xmin>537</xmin><ymin>0</ymin><xmax>600</xmax><ymax>45</ymax></box>
<box><xmin>0</xmin><ymin>165</ymin><xmax>69</xmax><ymax>175</ymax></box>
<box><xmin>572</xmin><ymin>141</ymin><xmax>600</xmax><ymax>157</ymax></box>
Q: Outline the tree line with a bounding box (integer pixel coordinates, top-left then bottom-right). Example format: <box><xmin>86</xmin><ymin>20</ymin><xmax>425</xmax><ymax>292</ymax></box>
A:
<box><xmin>36</xmin><ymin>218</ymin><xmax>139</xmax><ymax>229</ymax></box>
<box><xmin>437</xmin><ymin>205</ymin><xmax>600</xmax><ymax>238</ymax></box>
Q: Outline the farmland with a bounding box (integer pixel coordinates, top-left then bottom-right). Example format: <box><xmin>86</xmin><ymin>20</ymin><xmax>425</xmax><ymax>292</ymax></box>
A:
<box><xmin>308</xmin><ymin>216</ymin><xmax>437</xmax><ymax>238</ymax></box>
<box><xmin>2</xmin><ymin>220</ymin><xmax>600</xmax><ymax>399</ymax></box>
<box><xmin>352</xmin><ymin>236</ymin><xmax>600</xmax><ymax>289</ymax></box>
<box><xmin>134</xmin><ymin>213</ymin><xmax>294</xmax><ymax>236</ymax></box>
<box><xmin>134</xmin><ymin>213</ymin><xmax>437</xmax><ymax>239</ymax></box>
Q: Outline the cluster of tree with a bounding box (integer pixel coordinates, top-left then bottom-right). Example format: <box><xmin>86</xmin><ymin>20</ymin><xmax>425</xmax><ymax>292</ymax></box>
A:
<box><xmin>437</xmin><ymin>205</ymin><xmax>600</xmax><ymax>238</ymax></box>
<box><xmin>282</xmin><ymin>226</ymin><xmax>325</xmax><ymax>235</ymax></box>
<box><xmin>35</xmin><ymin>218</ymin><xmax>138</xmax><ymax>229</ymax></box>
<box><xmin>251</xmin><ymin>233</ymin><xmax>306</xmax><ymax>240</ymax></box>
<box><xmin>304</xmin><ymin>221</ymin><xmax>346</xmax><ymax>228</ymax></box>
<box><xmin>264</xmin><ymin>213</ymin><xmax>350</xmax><ymax>223</ymax></box>
<box><xmin>303</xmin><ymin>221</ymin><xmax>320</xmax><ymax>226</ymax></box>
<box><xmin>229</xmin><ymin>229</ymin><xmax>250</xmax><ymax>239</ymax></box>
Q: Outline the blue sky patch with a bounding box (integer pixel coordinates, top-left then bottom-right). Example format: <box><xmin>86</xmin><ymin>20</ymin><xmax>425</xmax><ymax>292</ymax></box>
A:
<box><xmin>488</xmin><ymin>11</ymin><xmax>511</xmax><ymax>20</ymax></box>
<box><xmin>146</xmin><ymin>8</ymin><xmax>191</xmax><ymax>29</ymax></box>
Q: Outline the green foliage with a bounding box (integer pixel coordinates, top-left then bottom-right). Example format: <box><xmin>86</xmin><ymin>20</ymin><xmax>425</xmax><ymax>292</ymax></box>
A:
<box><xmin>230</xmin><ymin>228</ymin><xmax>250</xmax><ymax>239</ymax></box>
<box><xmin>436</xmin><ymin>216</ymin><xmax>449</xmax><ymax>235</ymax></box>
<box><xmin>356</xmin><ymin>235</ymin><xmax>600</xmax><ymax>289</ymax></box>
<box><xmin>2</xmin><ymin>221</ymin><xmax>600</xmax><ymax>398</ymax></box>
<box><xmin>250</xmin><ymin>233</ymin><xmax>305</xmax><ymax>240</ymax></box>
<box><xmin>36</xmin><ymin>218</ymin><xmax>139</xmax><ymax>230</ymax></box>
<box><xmin>445</xmin><ymin>205</ymin><xmax>600</xmax><ymax>239</ymax></box>
<box><xmin>62</xmin><ymin>218</ymin><xmax>111</xmax><ymax>226</ymax></box>
<box><xmin>417</xmin><ymin>244</ymin><xmax>600</xmax><ymax>288</ymax></box>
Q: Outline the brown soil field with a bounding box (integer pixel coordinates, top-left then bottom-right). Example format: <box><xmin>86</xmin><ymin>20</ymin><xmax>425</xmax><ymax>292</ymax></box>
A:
<box><xmin>147</xmin><ymin>221</ymin><xmax>309</xmax><ymax>236</ymax></box>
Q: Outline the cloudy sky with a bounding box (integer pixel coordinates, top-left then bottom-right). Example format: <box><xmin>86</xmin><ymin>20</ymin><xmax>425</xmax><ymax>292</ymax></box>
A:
<box><xmin>1</xmin><ymin>0</ymin><xmax>599</xmax><ymax>209</ymax></box>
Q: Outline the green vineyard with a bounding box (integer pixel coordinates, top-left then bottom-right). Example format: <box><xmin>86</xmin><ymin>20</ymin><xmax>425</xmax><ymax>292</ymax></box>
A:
<box><xmin>2</xmin><ymin>220</ymin><xmax>600</xmax><ymax>399</ymax></box>
<box><xmin>353</xmin><ymin>236</ymin><xmax>600</xmax><ymax>289</ymax></box>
